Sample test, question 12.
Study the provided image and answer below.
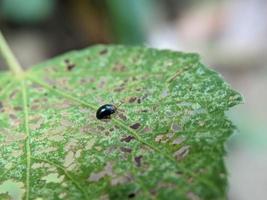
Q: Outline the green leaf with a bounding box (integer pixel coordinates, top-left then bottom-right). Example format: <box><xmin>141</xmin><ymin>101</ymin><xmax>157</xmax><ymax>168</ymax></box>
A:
<box><xmin>0</xmin><ymin>45</ymin><xmax>242</xmax><ymax>200</ymax></box>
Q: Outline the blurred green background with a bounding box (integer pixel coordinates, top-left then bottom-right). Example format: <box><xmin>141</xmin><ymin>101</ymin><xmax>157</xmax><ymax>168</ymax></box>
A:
<box><xmin>0</xmin><ymin>0</ymin><xmax>266</xmax><ymax>199</ymax></box>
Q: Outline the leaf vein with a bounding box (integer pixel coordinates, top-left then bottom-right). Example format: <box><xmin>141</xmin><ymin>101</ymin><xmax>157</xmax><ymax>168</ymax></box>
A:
<box><xmin>22</xmin><ymin>80</ymin><xmax>31</xmax><ymax>200</ymax></box>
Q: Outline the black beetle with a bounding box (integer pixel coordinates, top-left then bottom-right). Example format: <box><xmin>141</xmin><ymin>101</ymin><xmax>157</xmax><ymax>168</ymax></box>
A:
<box><xmin>96</xmin><ymin>104</ymin><xmax>117</xmax><ymax>119</ymax></box>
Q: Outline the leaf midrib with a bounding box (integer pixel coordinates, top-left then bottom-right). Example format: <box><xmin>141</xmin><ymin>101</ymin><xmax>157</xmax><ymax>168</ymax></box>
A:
<box><xmin>21</xmin><ymin>80</ymin><xmax>31</xmax><ymax>200</ymax></box>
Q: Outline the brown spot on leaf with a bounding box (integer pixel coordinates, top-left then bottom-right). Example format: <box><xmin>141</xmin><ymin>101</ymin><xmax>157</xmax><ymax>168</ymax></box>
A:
<box><xmin>98</xmin><ymin>79</ymin><xmax>106</xmax><ymax>88</ymax></box>
<box><xmin>187</xmin><ymin>192</ymin><xmax>201</xmax><ymax>200</ymax></box>
<box><xmin>9</xmin><ymin>90</ymin><xmax>18</xmax><ymax>99</ymax></box>
<box><xmin>173</xmin><ymin>146</ymin><xmax>190</xmax><ymax>160</ymax></box>
<box><xmin>99</xmin><ymin>49</ymin><xmax>108</xmax><ymax>55</ymax></box>
<box><xmin>171</xmin><ymin>123</ymin><xmax>181</xmax><ymax>132</ymax></box>
<box><xmin>31</xmin><ymin>104</ymin><xmax>40</xmax><ymax>110</ymax></box>
<box><xmin>130</xmin><ymin>123</ymin><xmax>141</xmax><ymax>130</ymax></box>
<box><xmin>13</xmin><ymin>106</ymin><xmax>22</xmax><ymax>111</ymax></box>
<box><xmin>128</xmin><ymin>97</ymin><xmax>137</xmax><ymax>103</ymax></box>
<box><xmin>97</xmin><ymin>126</ymin><xmax>105</xmax><ymax>131</ymax></box>
<box><xmin>80</xmin><ymin>77</ymin><xmax>96</xmax><ymax>84</ymax></box>
<box><xmin>99</xmin><ymin>194</ymin><xmax>109</xmax><ymax>200</ymax></box>
<box><xmin>29</xmin><ymin>118</ymin><xmax>43</xmax><ymax>130</ymax></box>
<box><xmin>121</xmin><ymin>136</ymin><xmax>135</xmax><ymax>143</ymax></box>
<box><xmin>120</xmin><ymin>147</ymin><xmax>132</xmax><ymax>153</ymax></box>
<box><xmin>118</xmin><ymin>113</ymin><xmax>127</xmax><ymax>121</ymax></box>
<box><xmin>143</xmin><ymin>127</ymin><xmax>152</xmax><ymax>133</ymax></box>
<box><xmin>134</xmin><ymin>155</ymin><xmax>143</xmax><ymax>167</ymax></box>
<box><xmin>132</xmin><ymin>76</ymin><xmax>137</xmax><ymax>81</ymax></box>
<box><xmin>112</xmin><ymin>63</ymin><xmax>126</xmax><ymax>72</ymax></box>
<box><xmin>9</xmin><ymin>114</ymin><xmax>17</xmax><ymax>120</ymax></box>
<box><xmin>88</xmin><ymin>162</ymin><xmax>113</xmax><ymax>182</ymax></box>
<box><xmin>155</xmin><ymin>134</ymin><xmax>164</xmax><ymax>143</ymax></box>
<box><xmin>172</xmin><ymin>137</ymin><xmax>185</xmax><ymax>145</ymax></box>
<box><xmin>61</xmin><ymin>119</ymin><xmax>73</xmax><ymax>127</ymax></box>
<box><xmin>105</xmin><ymin>131</ymin><xmax>110</xmax><ymax>136</ymax></box>
<box><xmin>111</xmin><ymin>174</ymin><xmax>132</xmax><ymax>186</ymax></box>
<box><xmin>114</xmin><ymin>87</ymin><xmax>124</xmax><ymax>92</ymax></box>
<box><xmin>45</xmin><ymin>77</ymin><xmax>57</xmax><ymax>86</ymax></box>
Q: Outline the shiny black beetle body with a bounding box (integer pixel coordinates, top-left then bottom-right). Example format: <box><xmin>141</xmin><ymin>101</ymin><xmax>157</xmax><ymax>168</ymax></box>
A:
<box><xmin>96</xmin><ymin>104</ymin><xmax>117</xmax><ymax>119</ymax></box>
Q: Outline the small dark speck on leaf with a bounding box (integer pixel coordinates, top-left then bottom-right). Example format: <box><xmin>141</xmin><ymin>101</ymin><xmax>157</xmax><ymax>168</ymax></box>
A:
<box><xmin>105</xmin><ymin>131</ymin><xmax>110</xmax><ymax>136</ymax></box>
<box><xmin>120</xmin><ymin>147</ymin><xmax>132</xmax><ymax>153</ymax></box>
<box><xmin>99</xmin><ymin>49</ymin><xmax>108</xmax><ymax>55</ymax></box>
<box><xmin>134</xmin><ymin>155</ymin><xmax>143</xmax><ymax>167</ymax></box>
<box><xmin>64</xmin><ymin>59</ymin><xmax>70</xmax><ymax>63</ymax></box>
<box><xmin>130</xmin><ymin>123</ymin><xmax>141</xmax><ymax>130</ymax></box>
<box><xmin>121</xmin><ymin>136</ymin><xmax>135</xmax><ymax>143</ymax></box>
<box><xmin>132</xmin><ymin>76</ymin><xmax>137</xmax><ymax>81</ymax></box>
<box><xmin>141</xmin><ymin>110</ymin><xmax>148</xmax><ymax>113</ymax></box>
<box><xmin>128</xmin><ymin>193</ymin><xmax>136</xmax><ymax>198</ymax></box>
<box><xmin>67</xmin><ymin>63</ymin><xmax>76</xmax><ymax>71</ymax></box>
<box><xmin>137</xmin><ymin>98</ymin><xmax>141</xmax><ymax>104</ymax></box>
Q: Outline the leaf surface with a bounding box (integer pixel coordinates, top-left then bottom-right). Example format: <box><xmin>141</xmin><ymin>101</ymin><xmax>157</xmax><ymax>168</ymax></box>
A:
<box><xmin>0</xmin><ymin>45</ymin><xmax>242</xmax><ymax>200</ymax></box>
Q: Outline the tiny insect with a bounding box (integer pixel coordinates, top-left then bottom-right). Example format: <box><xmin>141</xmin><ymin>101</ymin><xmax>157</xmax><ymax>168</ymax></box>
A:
<box><xmin>96</xmin><ymin>104</ymin><xmax>117</xmax><ymax>120</ymax></box>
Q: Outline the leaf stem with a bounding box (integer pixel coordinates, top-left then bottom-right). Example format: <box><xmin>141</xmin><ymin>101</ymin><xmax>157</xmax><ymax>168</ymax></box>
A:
<box><xmin>0</xmin><ymin>30</ymin><xmax>23</xmax><ymax>77</ymax></box>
